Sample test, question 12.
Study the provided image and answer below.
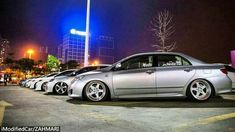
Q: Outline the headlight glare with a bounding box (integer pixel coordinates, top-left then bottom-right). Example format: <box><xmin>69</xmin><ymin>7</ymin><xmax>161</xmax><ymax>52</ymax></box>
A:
<box><xmin>75</xmin><ymin>75</ymin><xmax>85</xmax><ymax>81</ymax></box>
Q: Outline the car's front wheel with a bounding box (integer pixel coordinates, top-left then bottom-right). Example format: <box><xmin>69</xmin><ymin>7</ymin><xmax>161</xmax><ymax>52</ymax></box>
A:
<box><xmin>54</xmin><ymin>82</ymin><xmax>68</xmax><ymax>95</ymax></box>
<box><xmin>187</xmin><ymin>79</ymin><xmax>213</xmax><ymax>101</ymax></box>
<box><xmin>85</xmin><ymin>81</ymin><xmax>108</xmax><ymax>102</ymax></box>
<box><xmin>41</xmin><ymin>82</ymin><xmax>47</xmax><ymax>91</ymax></box>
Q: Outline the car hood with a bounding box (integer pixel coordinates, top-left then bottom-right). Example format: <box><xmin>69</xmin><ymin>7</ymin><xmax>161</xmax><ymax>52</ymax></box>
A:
<box><xmin>54</xmin><ymin>76</ymin><xmax>68</xmax><ymax>79</ymax></box>
<box><xmin>79</xmin><ymin>70</ymin><xmax>107</xmax><ymax>76</ymax></box>
<box><xmin>42</xmin><ymin>76</ymin><xmax>54</xmax><ymax>81</ymax></box>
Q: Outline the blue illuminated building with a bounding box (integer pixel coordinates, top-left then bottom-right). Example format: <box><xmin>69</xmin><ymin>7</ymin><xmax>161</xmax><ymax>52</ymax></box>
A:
<box><xmin>58</xmin><ymin>33</ymin><xmax>115</xmax><ymax>65</ymax></box>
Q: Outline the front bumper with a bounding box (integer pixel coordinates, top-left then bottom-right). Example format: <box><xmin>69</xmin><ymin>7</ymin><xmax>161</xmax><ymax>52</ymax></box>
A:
<box><xmin>30</xmin><ymin>81</ymin><xmax>37</xmax><ymax>89</ymax></box>
<box><xmin>35</xmin><ymin>81</ymin><xmax>43</xmax><ymax>91</ymax></box>
<box><xmin>45</xmin><ymin>81</ymin><xmax>56</xmax><ymax>93</ymax></box>
<box><xmin>68</xmin><ymin>80</ymin><xmax>86</xmax><ymax>98</ymax></box>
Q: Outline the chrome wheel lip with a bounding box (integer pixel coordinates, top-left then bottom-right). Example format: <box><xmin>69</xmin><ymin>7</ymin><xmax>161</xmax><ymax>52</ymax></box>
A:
<box><xmin>190</xmin><ymin>80</ymin><xmax>211</xmax><ymax>101</ymax></box>
<box><xmin>55</xmin><ymin>82</ymin><xmax>68</xmax><ymax>94</ymax></box>
<box><xmin>86</xmin><ymin>82</ymin><xmax>106</xmax><ymax>101</ymax></box>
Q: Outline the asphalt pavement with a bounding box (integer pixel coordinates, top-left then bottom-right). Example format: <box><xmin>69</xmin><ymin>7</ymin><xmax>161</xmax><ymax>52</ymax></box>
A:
<box><xmin>0</xmin><ymin>86</ymin><xmax>235</xmax><ymax>132</ymax></box>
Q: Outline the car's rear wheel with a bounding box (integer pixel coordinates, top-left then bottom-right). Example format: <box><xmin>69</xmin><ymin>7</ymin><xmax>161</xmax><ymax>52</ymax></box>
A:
<box><xmin>187</xmin><ymin>79</ymin><xmax>212</xmax><ymax>101</ymax></box>
<box><xmin>54</xmin><ymin>82</ymin><xmax>68</xmax><ymax>95</ymax></box>
<box><xmin>85</xmin><ymin>81</ymin><xmax>108</xmax><ymax>102</ymax></box>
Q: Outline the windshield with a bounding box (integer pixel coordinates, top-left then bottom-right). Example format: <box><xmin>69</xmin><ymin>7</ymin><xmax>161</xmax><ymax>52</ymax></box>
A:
<box><xmin>71</xmin><ymin>66</ymin><xmax>110</xmax><ymax>76</ymax></box>
<box><xmin>55</xmin><ymin>70</ymin><xmax>76</xmax><ymax>77</ymax></box>
<box><xmin>46</xmin><ymin>72</ymin><xmax>58</xmax><ymax>77</ymax></box>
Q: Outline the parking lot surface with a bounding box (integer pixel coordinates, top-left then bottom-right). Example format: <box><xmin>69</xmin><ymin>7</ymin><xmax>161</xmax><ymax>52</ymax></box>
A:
<box><xmin>0</xmin><ymin>86</ymin><xmax>235</xmax><ymax>132</ymax></box>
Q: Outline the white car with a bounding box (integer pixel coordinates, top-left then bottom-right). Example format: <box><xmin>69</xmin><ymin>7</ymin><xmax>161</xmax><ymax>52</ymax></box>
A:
<box><xmin>45</xmin><ymin>65</ymin><xmax>111</xmax><ymax>95</ymax></box>
<box><xmin>35</xmin><ymin>70</ymin><xmax>75</xmax><ymax>91</ymax></box>
<box><xmin>25</xmin><ymin>77</ymin><xmax>37</xmax><ymax>88</ymax></box>
<box><xmin>29</xmin><ymin>75</ymin><xmax>46</xmax><ymax>89</ymax></box>
<box><xmin>34</xmin><ymin>72</ymin><xmax>58</xmax><ymax>89</ymax></box>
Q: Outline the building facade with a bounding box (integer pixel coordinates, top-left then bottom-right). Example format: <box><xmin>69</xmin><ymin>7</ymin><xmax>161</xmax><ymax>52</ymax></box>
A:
<box><xmin>0</xmin><ymin>36</ymin><xmax>10</xmax><ymax>64</ymax></box>
<box><xmin>38</xmin><ymin>46</ymin><xmax>48</xmax><ymax>62</ymax></box>
<box><xmin>60</xmin><ymin>34</ymin><xmax>85</xmax><ymax>64</ymax></box>
<box><xmin>59</xmin><ymin>33</ymin><xmax>115</xmax><ymax>65</ymax></box>
<box><xmin>90</xmin><ymin>35</ymin><xmax>115</xmax><ymax>64</ymax></box>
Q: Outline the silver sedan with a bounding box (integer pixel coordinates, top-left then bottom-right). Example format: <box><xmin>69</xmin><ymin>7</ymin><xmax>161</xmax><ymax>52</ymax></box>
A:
<box><xmin>68</xmin><ymin>52</ymin><xmax>235</xmax><ymax>102</ymax></box>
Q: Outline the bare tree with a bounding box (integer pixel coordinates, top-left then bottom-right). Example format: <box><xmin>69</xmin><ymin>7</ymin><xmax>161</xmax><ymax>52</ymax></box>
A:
<box><xmin>151</xmin><ymin>10</ymin><xmax>176</xmax><ymax>52</ymax></box>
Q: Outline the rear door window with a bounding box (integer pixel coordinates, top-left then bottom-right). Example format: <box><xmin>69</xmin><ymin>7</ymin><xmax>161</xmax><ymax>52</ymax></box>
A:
<box><xmin>157</xmin><ymin>55</ymin><xmax>191</xmax><ymax>67</ymax></box>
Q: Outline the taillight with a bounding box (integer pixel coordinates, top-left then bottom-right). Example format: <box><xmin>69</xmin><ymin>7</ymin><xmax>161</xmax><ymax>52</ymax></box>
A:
<box><xmin>220</xmin><ymin>68</ymin><xmax>228</xmax><ymax>75</ymax></box>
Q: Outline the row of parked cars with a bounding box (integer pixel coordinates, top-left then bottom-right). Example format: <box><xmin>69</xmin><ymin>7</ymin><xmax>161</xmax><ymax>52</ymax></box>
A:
<box><xmin>20</xmin><ymin>52</ymin><xmax>235</xmax><ymax>102</ymax></box>
<box><xmin>19</xmin><ymin>64</ymin><xmax>110</xmax><ymax>94</ymax></box>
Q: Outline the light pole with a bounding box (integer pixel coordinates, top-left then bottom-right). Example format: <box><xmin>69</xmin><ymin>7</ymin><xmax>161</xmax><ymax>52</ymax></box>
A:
<box><xmin>70</xmin><ymin>0</ymin><xmax>90</xmax><ymax>66</ymax></box>
<box><xmin>84</xmin><ymin>0</ymin><xmax>91</xmax><ymax>66</ymax></box>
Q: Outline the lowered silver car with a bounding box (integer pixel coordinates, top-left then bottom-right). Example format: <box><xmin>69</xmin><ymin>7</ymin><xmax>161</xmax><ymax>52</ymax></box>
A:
<box><xmin>68</xmin><ymin>52</ymin><xmax>235</xmax><ymax>102</ymax></box>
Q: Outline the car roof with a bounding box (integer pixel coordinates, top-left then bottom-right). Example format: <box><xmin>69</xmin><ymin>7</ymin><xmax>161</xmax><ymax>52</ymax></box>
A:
<box><xmin>86</xmin><ymin>64</ymin><xmax>112</xmax><ymax>67</ymax></box>
<box><xmin>116</xmin><ymin>52</ymin><xmax>206</xmax><ymax>66</ymax></box>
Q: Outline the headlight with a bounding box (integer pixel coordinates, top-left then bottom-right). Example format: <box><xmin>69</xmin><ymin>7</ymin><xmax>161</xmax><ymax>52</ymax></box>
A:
<box><xmin>71</xmin><ymin>75</ymin><xmax>85</xmax><ymax>84</ymax></box>
<box><xmin>49</xmin><ymin>79</ymin><xmax>54</xmax><ymax>82</ymax></box>
<box><xmin>38</xmin><ymin>80</ymin><xmax>42</xmax><ymax>82</ymax></box>
<box><xmin>75</xmin><ymin>75</ymin><xmax>85</xmax><ymax>80</ymax></box>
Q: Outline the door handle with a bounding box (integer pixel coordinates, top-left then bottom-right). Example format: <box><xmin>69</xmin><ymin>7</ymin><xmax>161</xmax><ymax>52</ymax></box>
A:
<box><xmin>146</xmin><ymin>70</ymin><xmax>155</xmax><ymax>74</ymax></box>
<box><xmin>184</xmin><ymin>68</ymin><xmax>192</xmax><ymax>72</ymax></box>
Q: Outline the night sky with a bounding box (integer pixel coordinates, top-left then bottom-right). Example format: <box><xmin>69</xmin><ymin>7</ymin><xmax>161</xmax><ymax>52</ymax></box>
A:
<box><xmin>0</xmin><ymin>0</ymin><xmax>235</xmax><ymax>63</ymax></box>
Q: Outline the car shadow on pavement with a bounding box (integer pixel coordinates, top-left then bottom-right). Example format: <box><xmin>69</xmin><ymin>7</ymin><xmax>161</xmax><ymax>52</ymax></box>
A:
<box><xmin>66</xmin><ymin>94</ymin><xmax>235</xmax><ymax>108</ymax></box>
<box><xmin>43</xmin><ymin>93</ymin><xmax>68</xmax><ymax>96</ymax></box>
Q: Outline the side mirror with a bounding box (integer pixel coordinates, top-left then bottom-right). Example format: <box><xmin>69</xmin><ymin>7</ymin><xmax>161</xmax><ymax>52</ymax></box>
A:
<box><xmin>70</xmin><ymin>72</ymin><xmax>76</xmax><ymax>76</ymax></box>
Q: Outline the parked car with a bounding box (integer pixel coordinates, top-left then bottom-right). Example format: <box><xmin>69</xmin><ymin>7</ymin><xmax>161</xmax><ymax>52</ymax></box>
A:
<box><xmin>0</xmin><ymin>72</ymin><xmax>4</xmax><ymax>84</ymax></box>
<box><xmin>29</xmin><ymin>75</ymin><xmax>47</xmax><ymax>89</ymax></box>
<box><xmin>68</xmin><ymin>52</ymin><xmax>235</xmax><ymax>102</ymax></box>
<box><xmin>24</xmin><ymin>77</ymin><xmax>37</xmax><ymax>87</ymax></box>
<box><xmin>35</xmin><ymin>70</ymin><xmax>76</xmax><ymax>91</ymax></box>
<box><xmin>45</xmin><ymin>64</ymin><xmax>111</xmax><ymax>95</ymax></box>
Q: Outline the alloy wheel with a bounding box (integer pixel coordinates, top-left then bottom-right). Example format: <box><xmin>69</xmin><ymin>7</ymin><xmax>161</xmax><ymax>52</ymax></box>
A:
<box><xmin>85</xmin><ymin>81</ymin><xmax>107</xmax><ymax>101</ymax></box>
<box><xmin>54</xmin><ymin>82</ymin><xmax>68</xmax><ymax>94</ymax></box>
<box><xmin>190</xmin><ymin>80</ymin><xmax>212</xmax><ymax>101</ymax></box>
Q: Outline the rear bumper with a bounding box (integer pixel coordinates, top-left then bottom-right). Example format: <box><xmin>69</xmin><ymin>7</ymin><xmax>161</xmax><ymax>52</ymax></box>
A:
<box><xmin>68</xmin><ymin>80</ymin><xmax>85</xmax><ymax>99</ymax></box>
<box><xmin>207</xmin><ymin>76</ymin><xmax>232</xmax><ymax>95</ymax></box>
<box><xmin>232</xmin><ymin>83</ymin><xmax>235</xmax><ymax>92</ymax></box>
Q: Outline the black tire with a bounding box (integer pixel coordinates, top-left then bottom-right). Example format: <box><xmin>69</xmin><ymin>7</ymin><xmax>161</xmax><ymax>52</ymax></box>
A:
<box><xmin>34</xmin><ymin>82</ymin><xmax>37</xmax><ymax>89</ymax></box>
<box><xmin>84</xmin><ymin>81</ymin><xmax>108</xmax><ymax>102</ymax></box>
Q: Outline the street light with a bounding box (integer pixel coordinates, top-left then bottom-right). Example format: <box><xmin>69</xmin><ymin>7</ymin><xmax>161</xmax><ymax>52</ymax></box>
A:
<box><xmin>27</xmin><ymin>49</ymin><xmax>34</xmax><ymax>59</ymax></box>
<box><xmin>93</xmin><ymin>60</ymin><xmax>99</xmax><ymax>66</ymax></box>
<box><xmin>70</xmin><ymin>29</ymin><xmax>87</xmax><ymax>36</ymax></box>
<box><xmin>84</xmin><ymin>0</ymin><xmax>91</xmax><ymax>66</ymax></box>
<box><xmin>69</xmin><ymin>0</ymin><xmax>91</xmax><ymax>66</ymax></box>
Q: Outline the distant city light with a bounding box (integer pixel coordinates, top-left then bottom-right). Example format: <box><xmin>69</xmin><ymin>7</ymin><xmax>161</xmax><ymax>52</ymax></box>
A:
<box><xmin>92</xmin><ymin>60</ymin><xmax>99</xmax><ymax>66</ymax></box>
<box><xmin>70</xmin><ymin>29</ymin><xmax>87</xmax><ymax>36</ymax></box>
<box><xmin>27</xmin><ymin>49</ymin><xmax>34</xmax><ymax>59</ymax></box>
